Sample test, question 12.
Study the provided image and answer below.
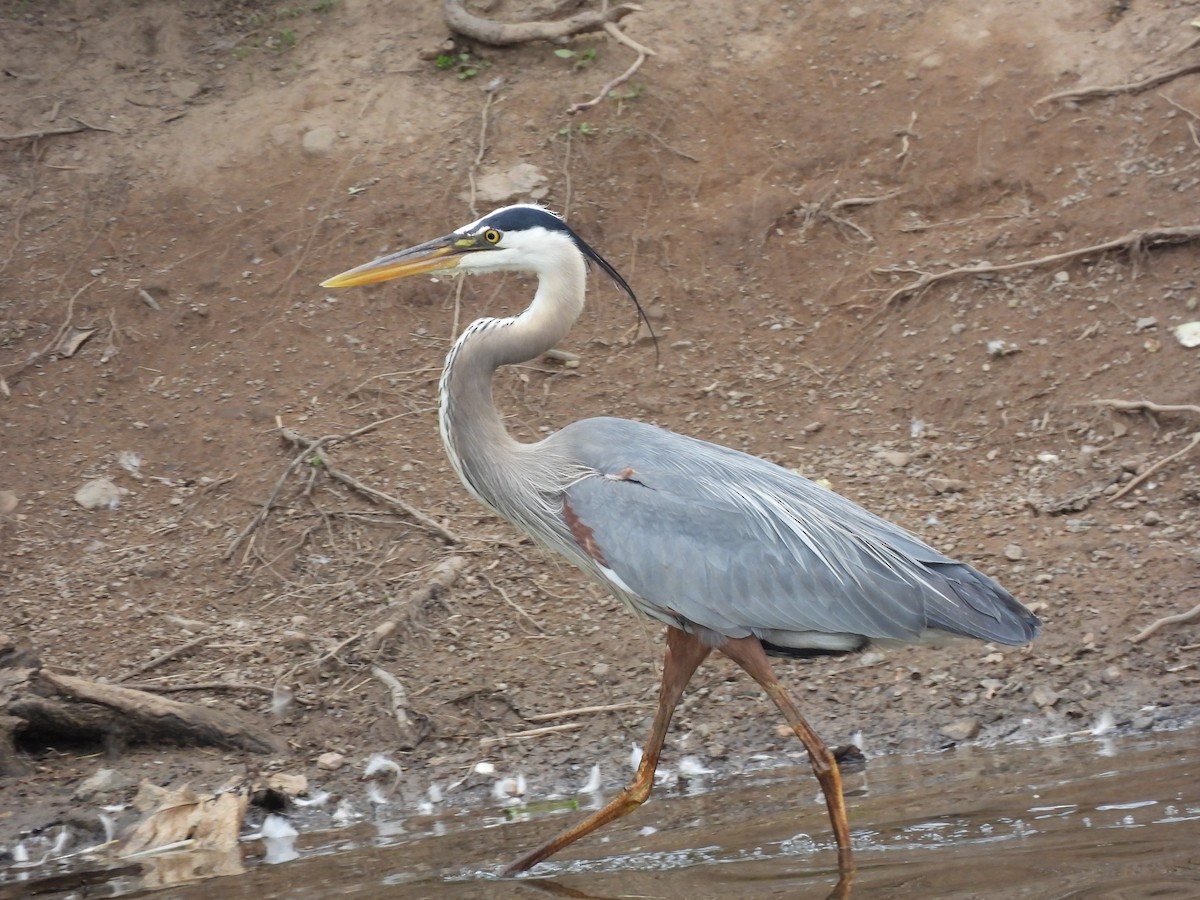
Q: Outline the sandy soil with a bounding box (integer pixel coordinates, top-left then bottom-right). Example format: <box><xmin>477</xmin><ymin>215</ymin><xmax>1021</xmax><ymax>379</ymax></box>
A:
<box><xmin>2</xmin><ymin>0</ymin><xmax>1200</xmax><ymax>867</ymax></box>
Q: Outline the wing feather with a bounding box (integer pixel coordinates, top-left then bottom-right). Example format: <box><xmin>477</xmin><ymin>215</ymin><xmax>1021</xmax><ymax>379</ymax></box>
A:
<box><xmin>549</xmin><ymin>417</ymin><xmax>1039</xmax><ymax>648</ymax></box>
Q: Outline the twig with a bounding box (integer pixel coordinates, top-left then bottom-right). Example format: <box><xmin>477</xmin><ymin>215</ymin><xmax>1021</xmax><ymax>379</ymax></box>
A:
<box><xmin>878</xmin><ymin>225</ymin><xmax>1200</xmax><ymax>305</ymax></box>
<box><xmin>443</xmin><ymin>0</ymin><xmax>639</xmax><ymax>46</ymax></box>
<box><xmin>117</xmin><ymin>635</ymin><xmax>209</xmax><ymax>683</ymax></box>
<box><xmin>364</xmin><ymin>556</ymin><xmax>468</xmax><ymax>652</ymax></box>
<box><xmin>1034</xmin><ymin>61</ymin><xmax>1200</xmax><ymax>112</ymax></box>
<box><xmin>370</xmin><ymin>664</ymin><xmax>424</xmax><ymax>747</ymax></box>
<box><xmin>481</xmin><ymin>573</ymin><xmax>544</xmax><ymax>633</ymax></box>
<box><xmin>2</xmin><ymin>280</ymin><xmax>95</xmax><ymax>383</ymax></box>
<box><xmin>0</xmin><ymin>117</ymin><xmax>116</xmax><ymax>142</ymax></box>
<box><xmin>1110</xmin><ymin>432</ymin><xmax>1200</xmax><ymax>501</ymax></box>
<box><xmin>568</xmin><ymin>42</ymin><xmax>647</xmax><ymax>115</ymax></box>
<box><xmin>1092</xmin><ymin>399</ymin><xmax>1200</xmax><ymax>418</ymax></box>
<box><xmin>1092</xmin><ymin>399</ymin><xmax>1200</xmax><ymax>500</ymax></box>
<box><xmin>479</xmin><ymin>722</ymin><xmax>584</xmax><ymax>745</ymax></box>
<box><xmin>525</xmin><ymin>701</ymin><xmax>647</xmax><ymax>722</ymax></box>
<box><xmin>318</xmin><ymin>455</ymin><xmax>461</xmax><ymax>544</ymax></box>
<box><xmin>229</xmin><ymin>417</ymin><xmax>458</xmax><ymax>559</ymax></box>
<box><xmin>1131</xmin><ymin>602</ymin><xmax>1200</xmax><ymax>644</ymax></box>
<box><xmin>119</xmin><ymin>681</ymin><xmax>281</xmax><ymax>697</ymax></box>
<box><xmin>895</xmin><ymin>111</ymin><xmax>918</xmax><ymax>165</ymax></box>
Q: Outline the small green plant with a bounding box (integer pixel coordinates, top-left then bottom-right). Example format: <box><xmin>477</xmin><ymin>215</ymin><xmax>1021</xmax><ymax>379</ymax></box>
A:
<box><xmin>266</xmin><ymin>28</ymin><xmax>297</xmax><ymax>53</ymax></box>
<box><xmin>553</xmin><ymin>47</ymin><xmax>597</xmax><ymax>70</ymax></box>
<box><xmin>435</xmin><ymin>50</ymin><xmax>487</xmax><ymax>80</ymax></box>
<box><xmin>557</xmin><ymin>121</ymin><xmax>598</xmax><ymax>139</ymax></box>
<box><xmin>311</xmin><ymin>0</ymin><xmax>339</xmax><ymax>11</ymax></box>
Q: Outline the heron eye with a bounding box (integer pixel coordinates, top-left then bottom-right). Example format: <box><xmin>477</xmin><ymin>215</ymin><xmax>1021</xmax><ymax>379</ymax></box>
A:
<box><xmin>483</xmin><ymin>229</ymin><xmax>501</xmax><ymax>244</ymax></box>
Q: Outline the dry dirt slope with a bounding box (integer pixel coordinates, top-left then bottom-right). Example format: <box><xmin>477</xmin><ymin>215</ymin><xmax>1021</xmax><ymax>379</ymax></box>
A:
<box><xmin>1</xmin><ymin>0</ymin><xmax>1200</xmax><ymax>863</ymax></box>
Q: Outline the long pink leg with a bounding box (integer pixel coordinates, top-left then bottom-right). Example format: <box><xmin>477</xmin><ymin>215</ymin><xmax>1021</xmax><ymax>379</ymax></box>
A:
<box><xmin>500</xmin><ymin>626</ymin><xmax>711</xmax><ymax>875</ymax></box>
<box><xmin>719</xmin><ymin>635</ymin><xmax>856</xmax><ymax>880</ymax></box>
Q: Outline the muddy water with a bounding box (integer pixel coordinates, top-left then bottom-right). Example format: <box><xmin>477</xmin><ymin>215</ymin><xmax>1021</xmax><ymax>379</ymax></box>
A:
<box><xmin>4</xmin><ymin>728</ymin><xmax>1198</xmax><ymax>899</ymax></box>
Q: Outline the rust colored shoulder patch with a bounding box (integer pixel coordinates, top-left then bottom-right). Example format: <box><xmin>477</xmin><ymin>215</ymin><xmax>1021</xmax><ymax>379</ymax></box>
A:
<box><xmin>563</xmin><ymin>498</ymin><xmax>609</xmax><ymax>567</ymax></box>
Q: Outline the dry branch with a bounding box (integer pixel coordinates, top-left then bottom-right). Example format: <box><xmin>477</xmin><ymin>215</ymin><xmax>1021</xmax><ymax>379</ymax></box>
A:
<box><xmin>0</xmin><ymin>118</ymin><xmax>117</xmax><ymax>142</ymax></box>
<box><xmin>117</xmin><ymin>635</ymin><xmax>209</xmax><ymax>683</ymax></box>
<box><xmin>370</xmin><ymin>665</ymin><xmax>425</xmax><ymax>749</ymax></box>
<box><xmin>280</xmin><ymin>426</ymin><xmax>461</xmax><ymax>544</ymax></box>
<box><xmin>479</xmin><ymin>722</ymin><xmax>584</xmax><ymax>745</ymax></box>
<box><xmin>364</xmin><ymin>555</ymin><xmax>469</xmax><ymax>652</ymax></box>
<box><xmin>1034</xmin><ymin>61</ymin><xmax>1200</xmax><ymax>111</ymax></box>
<box><xmin>878</xmin><ymin>225</ymin><xmax>1200</xmax><ymax>306</ymax></box>
<box><xmin>1</xmin><ymin>638</ymin><xmax>284</xmax><ymax>769</ymax></box>
<box><xmin>1131</xmin><ymin>602</ymin><xmax>1200</xmax><ymax>644</ymax></box>
<box><xmin>443</xmin><ymin>0</ymin><xmax>639</xmax><ymax>46</ymax></box>
<box><xmin>1093</xmin><ymin>399</ymin><xmax>1200</xmax><ymax>500</ymax></box>
<box><xmin>568</xmin><ymin>28</ymin><xmax>651</xmax><ymax>115</ymax></box>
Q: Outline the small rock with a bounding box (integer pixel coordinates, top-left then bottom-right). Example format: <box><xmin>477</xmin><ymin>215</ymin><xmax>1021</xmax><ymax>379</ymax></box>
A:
<box><xmin>878</xmin><ymin>450</ymin><xmax>912</xmax><ymax>468</ymax></box>
<box><xmin>1053</xmin><ymin>271</ymin><xmax>1070</xmax><ymax>284</ymax></box>
<box><xmin>74</xmin><ymin>477</ymin><xmax>127</xmax><ymax>510</ymax></box>
<box><xmin>468</xmin><ymin>163</ymin><xmax>549</xmax><ymax>203</ymax></box>
<box><xmin>939</xmin><ymin>718</ymin><xmax>981</xmax><ymax>742</ymax></box>
<box><xmin>1099</xmin><ymin>665</ymin><xmax>1122</xmax><ymax>685</ymax></box>
<box><xmin>0</xmin><ymin>490</ymin><xmax>17</xmax><ymax>515</ymax></box>
<box><xmin>316</xmin><ymin>752</ymin><xmax>346</xmax><ymax>771</ymax></box>
<box><xmin>1172</xmin><ymin>321</ymin><xmax>1200</xmax><ymax>348</ymax></box>
<box><xmin>280</xmin><ymin>630</ymin><xmax>311</xmax><ymax>650</ymax></box>
<box><xmin>168</xmin><ymin>79</ymin><xmax>202</xmax><ymax>102</ymax></box>
<box><xmin>926</xmin><ymin>476</ymin><xmax>969</xmax><ymax>494</ymax></box>
<box><xmin>73</xmin><ymin>767</ymin><xmax>135</xmax><ymax>800</ymax></box>
<box><xmin>986</xmin><ymin>339</ymin><xmax>1021</xmax><ymax>357</ymax></box>
<box><xmin>1031</xmin><ymin>686</ymin><xmax>1060</xmax><ymax>708</ymax></box>
<box><xmin>1003</xmin><ymin>543</ymin><xmax>1024</xmax><ymax>561</ymax></box>
<box><xmin>803</xmin><ymin>421</ymin><xmax>824</xmax><ymax>434</ymax></box>
<box><xmin>301</xmin><ymin>126</ymin><xmax>338</xmax><ymax>157</ymax></box>
<box><xmin>1142</xmin><ymin>511</ymin><xmax>1163</xmax><ymax>526</ymax></box>
<box><xmin>267</xmin><ymin>772</ymin><xmax>309</xmax><ymax>796</ymax></box>
<box><xmin>1134</xmin><ymin>316</ymin><xmax>1158</xmax><ymax>331</ymax></box>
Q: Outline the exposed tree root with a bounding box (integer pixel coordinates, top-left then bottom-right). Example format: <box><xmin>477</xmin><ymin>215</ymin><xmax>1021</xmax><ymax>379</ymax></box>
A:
<box><xmin>1033</xmin><ymin>61</ymin><xmax>1200</xmax><ymax>114</ymax></box>
<box><xmin>877</xmin><ymin>225</ymin><xmax>1200</xmax><ymax>306</ymax></box>
<box><xmin>1092</xmin><ymin>399</ymin><xmax>1200</xmax><ymax>501</ymax></box>
<box><xmin>443</xmin><ymin>0</ymin><xmax>638</xmax><ymax>46</ymax></box>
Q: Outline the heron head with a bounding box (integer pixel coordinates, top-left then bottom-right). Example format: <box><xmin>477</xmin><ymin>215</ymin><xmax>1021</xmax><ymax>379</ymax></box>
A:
<box><xmin>320</xmin><ymin>204</ymin><xmax>630</xmax><ymax>290</ymax></box>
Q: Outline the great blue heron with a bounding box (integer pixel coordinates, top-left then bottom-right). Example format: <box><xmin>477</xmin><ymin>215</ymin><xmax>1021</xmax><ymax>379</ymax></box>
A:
<box><xmin>321</xmin><ymin>204</ymin><xmax>1041</xmax><ymax>877</ymax></box>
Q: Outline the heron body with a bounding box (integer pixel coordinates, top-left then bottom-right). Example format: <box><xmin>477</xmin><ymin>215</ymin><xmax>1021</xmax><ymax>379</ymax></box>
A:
<box><xmin>322</xmin><ymin>204</ymin><xmax>1040</xmax><ymax>878</ymax></box>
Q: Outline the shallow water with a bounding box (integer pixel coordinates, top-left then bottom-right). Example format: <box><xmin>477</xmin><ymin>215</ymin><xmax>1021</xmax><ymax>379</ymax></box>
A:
<box><xmin>4</xmin><ymin>728</ymin><xmax>1198</xmax><ymax>899</ymax></box>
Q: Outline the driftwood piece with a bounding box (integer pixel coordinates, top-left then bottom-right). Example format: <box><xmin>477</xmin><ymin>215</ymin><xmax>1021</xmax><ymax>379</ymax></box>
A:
<box><xmin>0</xmin><ymin>634</ymin><xmax>284</xmax><ymax>769</ymax></box>
<box><xmin>365</xmin><ymin>556</ymin><xmax>468</xmax><ymax>652</ymax></box>
<box><xmin>443</xmin><ymin>0</ymin><xmax>638</xmax><ymax>46</ymax></box>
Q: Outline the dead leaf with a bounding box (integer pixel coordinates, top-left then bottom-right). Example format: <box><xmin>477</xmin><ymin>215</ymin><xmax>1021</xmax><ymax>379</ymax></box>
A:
<box><xmin>55</xmin><ymin>326</ymin><xmax>96</xmax><ymax>357</ymax></box>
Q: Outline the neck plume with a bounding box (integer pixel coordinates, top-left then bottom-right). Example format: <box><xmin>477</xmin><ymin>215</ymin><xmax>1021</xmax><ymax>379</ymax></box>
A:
<box><xmin>437</xmin><ymin>235</ymin><xmax>588</xmax><ymax>521</ymax></box>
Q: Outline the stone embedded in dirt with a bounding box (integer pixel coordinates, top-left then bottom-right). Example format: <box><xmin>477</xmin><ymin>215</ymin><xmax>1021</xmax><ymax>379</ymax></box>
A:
<box><xmin>1172</xmin><ymin>321</ymin><xmax>1200</xmax><ymax>348</ymax></box>
<box><xmin>926</xmin><ymin>476</ymin><xmax>969</xmax><ymax>494</ymax></box>
<box><xmin>1135</xmin><ymin>316</ymin><xmax>1158</xmax><ymax>331</ymax></box>
<box><xmin>267</xmin><ymin>772</ymin><xmax>308</xmax><ymax>796</ymax></box>
<box><xmin>316</xmin><ymin>751</ymin><xmax>346</xmax><ymax>771</ymax></box>
<box><xmin>468</xmin><ymin>163</ymin><xmax>548</xmax><ymax>203</ymax></box>
<box><xmin>0</xmin><ymin>490</ymin><xmax>17</xmax><ymax>515</ymax></box>
<box><xmin>1100</xmin><ymin>666</ymin><xmax>1122</xmax><ymax>684</ymax></box>
<box><xmin>878</xmin><ymin>450</ymin><xmax>912</xmax><ymax>468</ymax></box>
<box><xmin>939</xmin><ymin>718</ymin><xmax>981</xmax><ymax>741</ymax></box>
<box><xmin>302</xmin><ymin>126</ymin><xmax>338</xmax><ymax>157</ymax></box>
<box><xmin>168</xmin><ymin>79</ymin><xmax>202</xmax><ymax>102</ymax></box>
<box><xmin>1004</xmin><ymin>543</ymin><xmax>1024</xmax><ymax>561</ymax></box>
<box><xmin>1031</xmin><ymin>686</ymin><xmax>1060</xmax><ymax>708</ymax></box>
<box><xmin>73</xmin><ymin>767</ymin><xmax>135</xmax><ymax>800</ymax></box>
<box><xmin>74</xmin><ymin>478</ymin><xmax>127</xmax><ymax>510</ymax></box>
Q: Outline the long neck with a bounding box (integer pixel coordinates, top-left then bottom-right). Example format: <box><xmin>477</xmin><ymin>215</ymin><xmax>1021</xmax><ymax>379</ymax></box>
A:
<box><xmin>437</xmin><ymin>247</ymin><xmax>586</xmax><ymax>515</ymax></box>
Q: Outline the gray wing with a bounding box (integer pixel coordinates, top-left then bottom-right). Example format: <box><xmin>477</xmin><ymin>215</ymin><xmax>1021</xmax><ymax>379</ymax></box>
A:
<box><xmin>550</xmin><ymin>417</ymin><xmax>1039</xmax><ymax>650</ymax></box>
